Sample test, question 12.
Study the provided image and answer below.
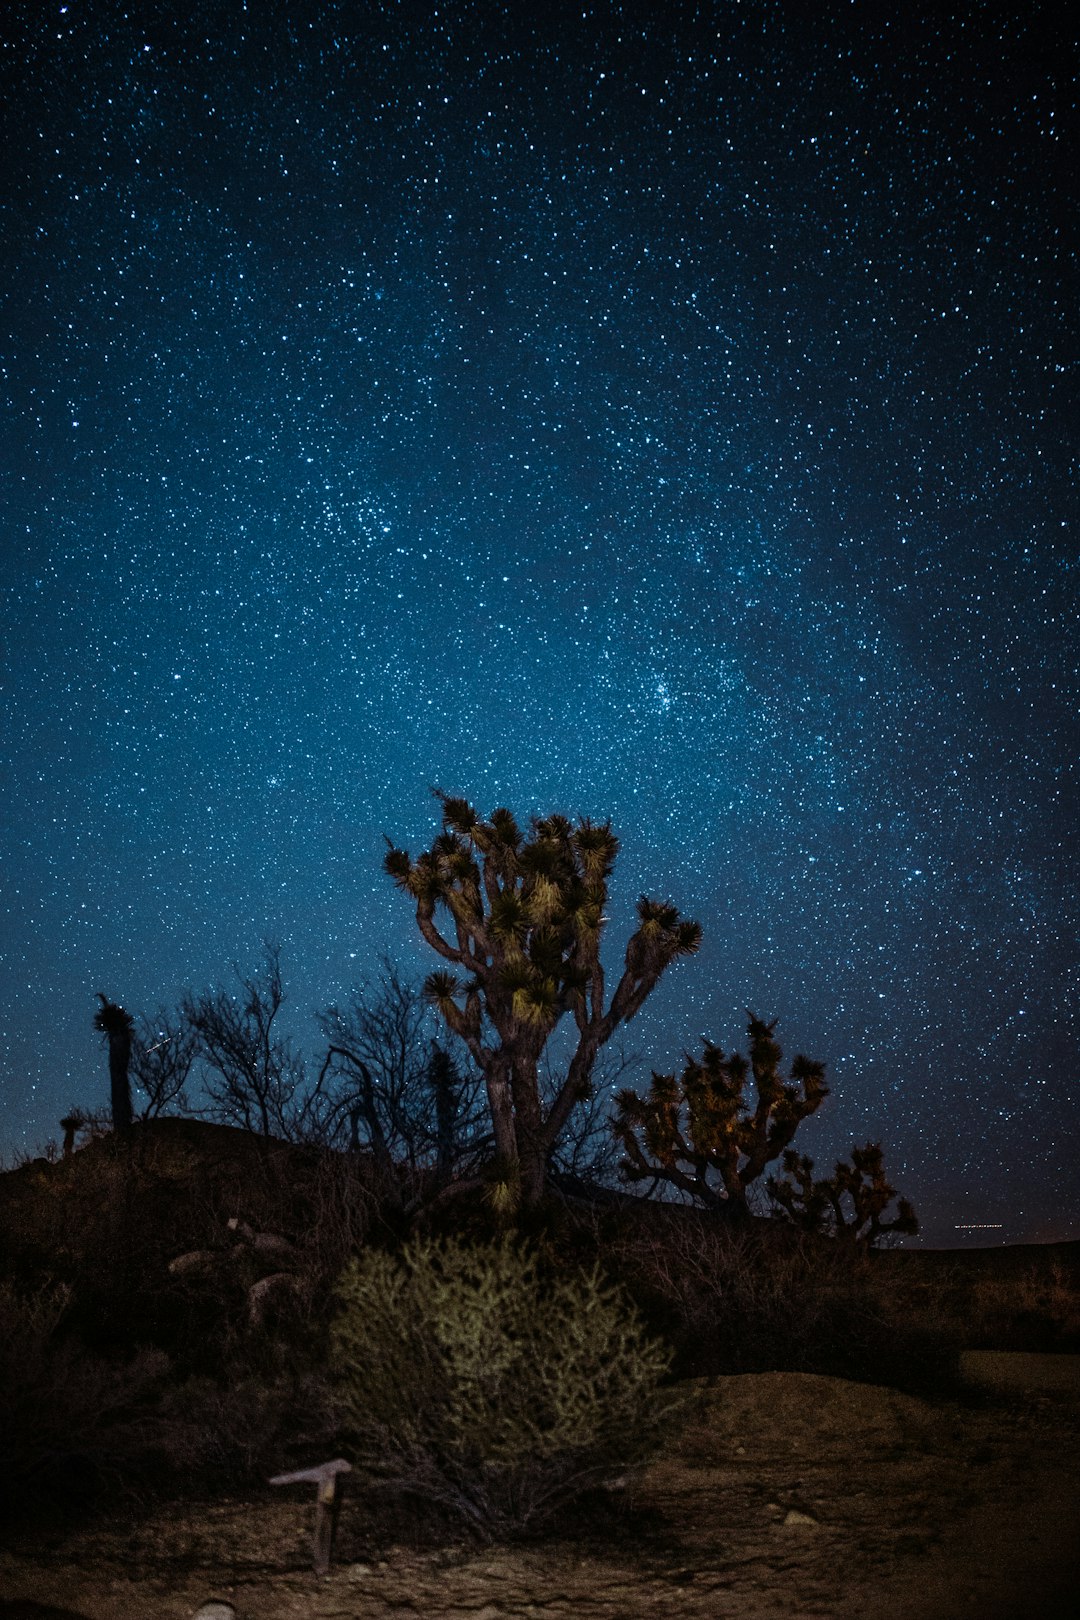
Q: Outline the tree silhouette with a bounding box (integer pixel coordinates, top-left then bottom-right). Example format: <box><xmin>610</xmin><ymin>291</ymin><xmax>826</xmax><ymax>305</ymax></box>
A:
<box><xmin>93</xmin><ymin>994</ymin><xmax>134</xmax><ymax>1135</ymax></box>
<box><xmin>385</xmin><ymin>792</ymin><xmax>701</xmax><ymax>1208</ymax></box>
<box><xmin>183</xmin><ymin>945</ymin><xmax>313</xmax><ymax>1139</ymax></box>
<box><xmin>613</xmin><ymin>1015</ymin><xmax>827</xmax><ymax>1219</ymax></box>
<box><xmin>317</xmin><ymin>959</ymin><xmax>487</xmax><ymax>1184</ymax></box>
<box><xmin>768</xmin><ymin>1143</ymin><xmax>918</xmax><ymax>1248</ymax></box>
<box><xmin>130</xmin><ymin>1008</ymin><xmax>196</xmax><ymax>1119</ymax></box>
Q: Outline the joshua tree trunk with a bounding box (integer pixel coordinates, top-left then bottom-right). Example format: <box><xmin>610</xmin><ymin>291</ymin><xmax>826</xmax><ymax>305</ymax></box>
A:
<box><xmin>94</xmin><ymin>994</ymin><xmax>134</xmax><ymax>1135</ymax></box>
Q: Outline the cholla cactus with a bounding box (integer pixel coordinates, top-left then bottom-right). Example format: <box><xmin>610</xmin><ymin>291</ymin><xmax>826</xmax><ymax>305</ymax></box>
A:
<box><xmin>331</xmin><ymin>1235</ymin><xmax>676</xmax><ymax>1538</ymax></box>
<box><xmin>385</xmin><ymin>793</ymin><xmax>701</xmax><ymax>1207</ymax></box>
<box><xmin>614</xmin><ymin>1015</ymin><xmax>827</xmax><ymax>1218</ymax></box>
<box><xmin>769</xmin><ymin>1143</ymin><xmax>918</xmax><ymax>1248</ymax></box>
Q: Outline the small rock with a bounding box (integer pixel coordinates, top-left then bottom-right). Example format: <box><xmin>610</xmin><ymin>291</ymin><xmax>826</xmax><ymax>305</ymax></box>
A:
<box><xmin>782</xmin><ymin>1508</ymin><xmax>818</xmax><ymax>1528</ymax></box>
<box><xmin>250</xmin><ymin>1230</ymin><xmax>297</xmax><ymax>1257</ymax></box>
<box><xmin>247</xmin><ymin>1270</ymin><xmax>301</xmax><ymax>1326</ymax></box>
<box><xmin>192</xmin><ymin>1604</ymin><xmax>236</xmax><ymax>1620</ymax></box>
<box><xmin>168</xmin><ymin>1249</ymin><xmax>216</xmax><ymax>1276</ymax></box>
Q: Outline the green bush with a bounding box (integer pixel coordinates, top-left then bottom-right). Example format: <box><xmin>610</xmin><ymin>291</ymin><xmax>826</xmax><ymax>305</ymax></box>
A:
<box><xmin>330</xmin><ymin>1234</ymin><xmax>676</xmax><ymax>1539</ymax></box>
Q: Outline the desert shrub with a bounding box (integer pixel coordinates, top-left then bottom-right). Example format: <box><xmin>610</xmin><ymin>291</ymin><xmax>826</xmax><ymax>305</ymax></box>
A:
<box><xmin>966</xmin><ymin>1259</ymin><xmax>1080</xmax><ymax>1352</ymax></box>
<box><xmin>0</xmin><ymin>1276</ymin><xmax>342</xmax><ymax>1524</ymax></box>
<box><xmin>0</xmin><ymin>1123</ymin><xmax>378</xmax><ymax>1381</ymax></box>
<box><xmin>609</xmin><ymin>1210</ymin><xmax>961</xmax><ymax>1393</ymax></box>
<box><xmin>0</xmin><ymin>1280</ymin><xmax>170</xmax><ymax>1528</ymax></box>
<box><xmin>330</xmin><ymin>1234</ymin><xmax>677</xmax><ymax>1540</ymax></box>
<box><xmin>611</xmin><ymin>1212</ymin><xmax>840</xmax><ymax>1373</ymax></box>
<box><xmin>153</xmin><ymin>1367</ymin><xmax>339</xmax><ymax>1485</ymax></box>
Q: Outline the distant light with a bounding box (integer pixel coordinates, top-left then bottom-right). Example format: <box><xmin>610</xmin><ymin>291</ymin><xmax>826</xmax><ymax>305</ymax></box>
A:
<box><xmin>954</xmin><ymin>1223</ymin><xmax>1003</xmax><ymax>1230</ymax></box>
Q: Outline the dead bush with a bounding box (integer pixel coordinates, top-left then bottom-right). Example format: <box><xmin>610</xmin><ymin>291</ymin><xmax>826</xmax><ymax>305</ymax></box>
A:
<box><xmin>0</xmin><ymin>1280</ymin><xmax>170</xmax><ymax>1528</ymax></box>
<box><xmin>967</xmin><ymin>1259</ymin><xmax>1080</xmax><ymax>1352</ymax></box>
<box><xmin>608</xmin><ymin>1210</ymin><xmax>961</xmax><ymax>1392</ymax></box>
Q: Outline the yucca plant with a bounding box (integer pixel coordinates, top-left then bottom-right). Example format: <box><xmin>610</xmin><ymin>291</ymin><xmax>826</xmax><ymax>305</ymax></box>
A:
<box><xmin>385</xmin><ymin>793</ymin><xmax>701</xmax><ymax>1207</ymax></box>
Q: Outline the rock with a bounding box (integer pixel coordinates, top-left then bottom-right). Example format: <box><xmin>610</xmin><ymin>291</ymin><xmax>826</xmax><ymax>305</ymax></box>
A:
<box><xmin>247</xmin><ymin>1270</ymin><xmax>301</xmax><ymax>1326</ymax></box>
<box><xmin>192</xmin><ymin>1604</ymin><xmax>236</xmax><ymax>1620</ymax></box>
<box><xmin>226</xmin><ymin>1217</ymin><xmax>295</xmax><ymax>1258</ymax></box>
<box><xmin>782</xmin><ymin>1508</ymin><xmax>818</xmax><ymax>1528</ymax></box>
<box><xmin>168</xmin><ymin>1250</ymin><xmax>216</xmax><ymax>1276</ymax></box>
<box><xmin>249</xmin><ymin>1230</ymin><xmax>297</xmax><ymax>1257</ymax></box>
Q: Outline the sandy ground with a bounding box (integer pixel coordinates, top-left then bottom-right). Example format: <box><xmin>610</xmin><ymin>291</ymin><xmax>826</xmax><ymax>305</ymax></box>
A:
<box><xmin>2</xmin><ymin>1355</ymin><xmax>1078</xmax><ymax>1620</ymax></box>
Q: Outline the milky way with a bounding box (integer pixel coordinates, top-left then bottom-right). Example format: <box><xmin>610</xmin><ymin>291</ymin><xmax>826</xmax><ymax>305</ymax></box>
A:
<box><xmin>1</xmin><ymin>1</ymin><xmax>1075</xmax><ymax>1243</ymax></box>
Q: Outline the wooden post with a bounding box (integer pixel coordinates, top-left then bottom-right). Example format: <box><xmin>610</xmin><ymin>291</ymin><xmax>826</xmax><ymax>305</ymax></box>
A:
<box><xmin>269</xmin><ymin>1458</ymin><xmax>352</xmax><ymax>1577</ymax></box>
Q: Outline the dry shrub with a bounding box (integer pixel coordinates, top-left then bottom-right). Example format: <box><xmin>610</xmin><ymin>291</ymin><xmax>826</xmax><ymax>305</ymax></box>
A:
<box><xmin>0</xmin><ymin>1280</ymin><xmax>170</xmax><ymax>1528</ymax></box>
<box><xmin>0</xmin><ymin>1276</ymin><xmax>342</xmax><ymax>1525</ymax></box>
<box><xmin>609</xmin><ymin>1210</ymin><xmax>961</xmax><ymax>1392</ymax></box>
<box><xmin>330</xmin><ymin>1234</ymin><xmax>678</xmax><ymax>1540</ymax></box>
<box><xmin>0</xmin><ymin>1126</ymin><xmax>383</xmax><ymax>1529</ymax></box>
<box><xmin>153</xmin><ymin>1368</ymin><xmax>339</xmax><ymax>1485</ymax></box>
<box><xmin>1</xmin><ymin>1125</ymin><xmax>377</xmax><ymax>1380</ymax></box>
<box><xmin>966</xmin><ymin>1259</ymin><xmax>1080</xmax><ymax>1352</ymax></box>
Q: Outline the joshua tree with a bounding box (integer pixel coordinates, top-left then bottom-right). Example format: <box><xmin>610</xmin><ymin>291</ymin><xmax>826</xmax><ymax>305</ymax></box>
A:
<box><xmin>93</xmin><ymin>994</ymin><xmax>135</xmax><ymax>1135</ymax></box>
<box><xmin>613</xmin><ymin>1015</ymin><xmax>827</xmax><ymax>1219</ymax></box>
<box><xmin>385</xmin><ymin>793</ymin><xmax>701</xmax><ymax>1208</ymax></box>
<box><xmin>768</xmin><ymin>1143</ymin><xmax>918</xmax><ymax>1248</ymax></box>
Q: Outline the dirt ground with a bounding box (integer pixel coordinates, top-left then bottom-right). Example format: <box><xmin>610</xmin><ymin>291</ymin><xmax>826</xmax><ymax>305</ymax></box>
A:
<box><xmin>2</xmin><ymin>1354</ymin><xmax>1078</xmax><ymax>1620</ymax></box>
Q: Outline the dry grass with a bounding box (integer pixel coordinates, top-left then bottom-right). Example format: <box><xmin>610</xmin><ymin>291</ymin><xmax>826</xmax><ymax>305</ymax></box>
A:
<box><xmin>594</xmin><ymin>1205</ymin><xmax>964</xmax><ymax>1392</ymax></box>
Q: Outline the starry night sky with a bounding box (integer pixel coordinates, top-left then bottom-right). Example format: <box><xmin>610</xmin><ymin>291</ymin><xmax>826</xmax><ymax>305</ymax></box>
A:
<box><xmin>1</xmin><ymin>0</ymin><xmax>1075</xmax><ymax>1244</ymax></box>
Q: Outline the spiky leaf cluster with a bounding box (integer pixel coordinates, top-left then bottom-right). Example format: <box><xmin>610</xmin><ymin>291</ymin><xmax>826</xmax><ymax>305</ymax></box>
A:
<box><xmin>768</xmin><ymin>1143</ymin><xmax>918</xmax><ymax>1248</ymax></box>
<box><xmin>386</xmin><ymin>796</ymin><xmax>653</xmax><ymax>1037</ymax></box>
<box><xmin>93</xmin><ymin>994</ymin><xmax>134</xmax><ymax>1041</ymax></box>
<box><xmin>614</xmin><ymin>1014</ymin><xmax>827</xmax><ymax>1215</ymax></box>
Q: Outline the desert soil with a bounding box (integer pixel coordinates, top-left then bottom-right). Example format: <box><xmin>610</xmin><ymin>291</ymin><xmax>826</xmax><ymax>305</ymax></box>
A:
<box><xmin>2</xmin><ymin>1354</ymin><xmax>1078</xmax><ymax>1620</ymax></box>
